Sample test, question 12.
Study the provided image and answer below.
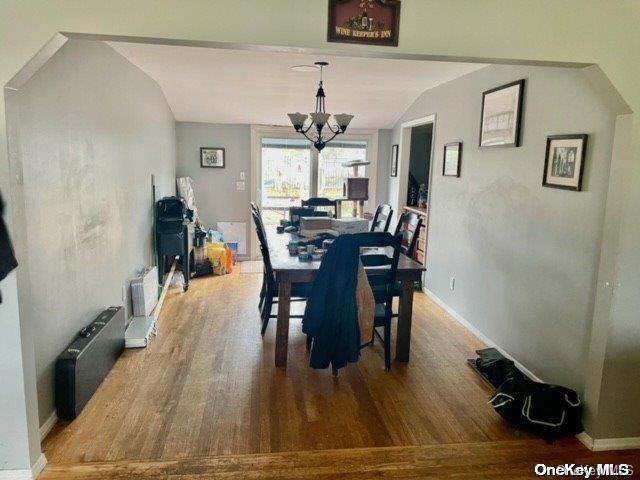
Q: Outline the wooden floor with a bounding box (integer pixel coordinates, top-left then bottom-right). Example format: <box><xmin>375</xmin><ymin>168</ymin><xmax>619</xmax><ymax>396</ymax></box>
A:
<box><xmin>41</xmin><ymin>271</ymin><xmax>639</xmax><ymax>478</ymax></box>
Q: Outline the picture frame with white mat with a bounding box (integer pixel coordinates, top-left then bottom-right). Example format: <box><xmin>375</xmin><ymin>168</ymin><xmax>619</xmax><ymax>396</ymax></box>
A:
<box><xmin>542</xmin><ymin>134</ymin><xmax>588</xmax><ymax>191</ymax></box>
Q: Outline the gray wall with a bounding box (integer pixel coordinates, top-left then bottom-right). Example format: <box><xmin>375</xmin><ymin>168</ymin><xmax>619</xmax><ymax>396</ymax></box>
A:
<box><xmin>176</xmin><ymin>123</ymin><xmax>391</xmax><ymax>253</ymax></box>
<box><xmin>585</xmin><ymin>113</ymin><xmax>640</xmax><ymax>439</ymax></box>
<box><xmin>9</xmin><ymin>39</ymin><xmax>176</xmax><ymax>426</ymax></box>
<box><xmin>175</xmin><ymin>122</ymin><xmax>252</xmax><ymax>255</ymax></box>
<box><xmin>389</xmin><ymin>64</ymin><xmax>619</xmax><ymax>395</ymax></box>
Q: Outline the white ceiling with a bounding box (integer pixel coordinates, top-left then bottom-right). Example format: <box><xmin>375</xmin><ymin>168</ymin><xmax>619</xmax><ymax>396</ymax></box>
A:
<box><xmin>109</xmin><ymin>42</ymin><xmax>486</xmax><ymax>129</ymax></box>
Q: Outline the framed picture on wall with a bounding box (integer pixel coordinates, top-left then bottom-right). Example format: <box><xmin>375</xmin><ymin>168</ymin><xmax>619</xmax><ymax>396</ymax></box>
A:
<box><xmin>443</xmin><ymin>142</ymin><xmax>462</xmax><ymax>177</ymax></box>
<box><xmin>390</xmin><ymin>144</ymin><xmax>399</xmax><ymax>177</ymax></box>
<box><xmin>200</xmin><ymin>147</ymin><xmax>225</xmax><ymax>168</ymax></box>
<box><xmin>542</xmin><ymin>134</ymin><xmax>588</xmax><ymax>191</ymax></box>
<box><xmin>479</xmin><ymin>79</ymin><xmax>525</xmax><ymax>147</ymax></box>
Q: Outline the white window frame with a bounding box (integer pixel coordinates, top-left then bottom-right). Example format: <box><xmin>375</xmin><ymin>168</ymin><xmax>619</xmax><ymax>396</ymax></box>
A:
<box><xmin>250</xmin><ymin>125</ymin><xmax>378</xmax><ymax>259</ymax></box>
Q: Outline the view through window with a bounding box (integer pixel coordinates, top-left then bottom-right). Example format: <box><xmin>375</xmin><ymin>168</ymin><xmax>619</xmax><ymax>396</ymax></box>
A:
<box><xmin>261</xmin><ymin>138</ymin><xmax>311</xmax><ymax>225</ymax></box>
<box><xmin>261</xmin><ymin>137</ymin><xmax>368</xmax><ymax>224</ymax></box>
<box><xmin>318</xmin><ymin>141</ymin><xmax>367</xmax><ymax>217</ymax></box>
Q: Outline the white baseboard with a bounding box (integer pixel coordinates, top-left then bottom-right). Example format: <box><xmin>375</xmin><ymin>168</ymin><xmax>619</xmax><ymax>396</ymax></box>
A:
<box><xmin>424</xmin><ymin>288</ymin><xmax>543</xmax><ymax>383</ymax></box>
<box><xmin>31</xmin><ymin>454</ymin><xmax>46</xmax><ymax>479</ymax></box>
<box><xmin>424</xmin><ymin>288</ymin><xmax>640</xmax><ymax>452</ymax></box>
<box><xmin>39</xmin><ymin>412</ymin><xmax>57</xmax><ymax>441</ymax></box>
<box><xmin>0</xmin><ymin>453</ymin><xmax>47</xmax><ymax>480</ymax></box>
<box><xmin>577</xmin><ymin>432</ymin><xmax>640</xmax><ymax>451</ymax></box>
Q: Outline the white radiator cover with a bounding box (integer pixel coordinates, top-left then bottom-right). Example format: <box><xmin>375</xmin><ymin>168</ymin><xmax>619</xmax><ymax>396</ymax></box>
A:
<box><xmin>217</xmin><ymin>221</ymin><xmax>247</xmax><ymax>255</ymax></box>
<box><xmin>131</xmin><ymin>266</ymin><xmax>158</xmax><ymax>317</ymax></box>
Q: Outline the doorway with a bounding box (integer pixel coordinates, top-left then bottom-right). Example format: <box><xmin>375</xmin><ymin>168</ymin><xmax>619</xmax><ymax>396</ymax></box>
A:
<box><xmin>396</xmin><ymin>115</ymin><xmax>436</xmax><ymax>272</ymax></box>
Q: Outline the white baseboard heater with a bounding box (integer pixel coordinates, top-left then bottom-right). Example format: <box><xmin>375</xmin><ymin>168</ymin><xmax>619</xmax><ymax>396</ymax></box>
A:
<box><xmin>126</xmin><ymin>266</ymin><xmax>159</xmax><ymax>348</ymax></box>
<box><xmin>131</xmin><ymin>266</ymin><xmax>158</xmax><ymax>317</ymax></box>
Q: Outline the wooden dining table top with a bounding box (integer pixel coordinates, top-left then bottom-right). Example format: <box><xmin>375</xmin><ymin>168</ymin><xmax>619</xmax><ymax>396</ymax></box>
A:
<box><xmin>265</xmin><ymin>225</ymin><xmax>426</xmax><ymax>275</ymax></box>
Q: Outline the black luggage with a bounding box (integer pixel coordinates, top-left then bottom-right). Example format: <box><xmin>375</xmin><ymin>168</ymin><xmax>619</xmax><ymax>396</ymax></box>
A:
<box><xmin>55</xmin><ymin>307</ymin><xmax>125</xmax><ymax>419</ymax></box>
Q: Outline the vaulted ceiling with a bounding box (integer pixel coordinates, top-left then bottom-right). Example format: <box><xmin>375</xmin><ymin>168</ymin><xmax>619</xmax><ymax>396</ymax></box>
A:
<box><xmin>109</xmin><ymin>42</ymin><xmax>486</xmax><ymax>129</ymax></box>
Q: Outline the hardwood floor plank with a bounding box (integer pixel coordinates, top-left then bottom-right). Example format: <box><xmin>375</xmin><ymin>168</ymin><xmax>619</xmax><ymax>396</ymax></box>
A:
<box><xmin>40</xmin><ymin>440</ymin><xmax>640</xmax><ymax>479</ymax></box>
<box><xmin>41</xmin><ymin>270</ymin><xmax>639</xmax><ymax>478</ymax></box>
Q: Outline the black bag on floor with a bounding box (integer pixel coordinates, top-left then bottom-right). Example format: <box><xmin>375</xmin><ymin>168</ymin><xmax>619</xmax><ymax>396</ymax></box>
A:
<box><xmin>475</xmin><ymin>348</ymin><xmax>516</xmax><ymax>388</ymax></box>
<box><xmin>489</xmin><ymin>369</ymin><xmax>583</xmax><ymax>440</ymax></box>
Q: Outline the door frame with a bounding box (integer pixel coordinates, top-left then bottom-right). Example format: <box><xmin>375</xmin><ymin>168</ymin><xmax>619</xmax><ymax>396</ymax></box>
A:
<box><xmin>396</xmin><ymin>114</ymin><xmax>436</xmax><ymax>283</ymax></box>
<box><xmin>250</xmin><ymin>124</ymin><xmax>379</xmax><ymax>259</ymax></box>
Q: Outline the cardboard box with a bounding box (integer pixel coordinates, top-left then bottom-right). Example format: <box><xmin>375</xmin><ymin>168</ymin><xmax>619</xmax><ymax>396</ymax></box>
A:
<box><xmin>300</xmin><ymin>216</ymin><xmax>334</xmax><ymax>237</ymax></box>
<box><xmin>331</xmin><ymin>217</ymin><xmax>369</xmax><ymax>234</ymax></box>
<box><xmin>300</xmin><ymin>216</ymin><xmax>333</xmax><ymax>231</ymax></box>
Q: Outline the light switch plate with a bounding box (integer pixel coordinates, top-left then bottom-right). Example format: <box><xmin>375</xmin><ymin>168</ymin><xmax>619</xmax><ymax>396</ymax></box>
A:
<box><xmin>239</xmin><ymin>171</ymin><xmax>245</xmax><ymax>181</ymax></box>
<box><xmin>236</xmin><ymin>181</ymin><xmax>246</xmax><ymax>191</ymax></box>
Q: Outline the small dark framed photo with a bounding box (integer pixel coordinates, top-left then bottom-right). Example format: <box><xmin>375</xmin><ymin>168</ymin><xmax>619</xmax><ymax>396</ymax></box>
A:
<box><xmin>542</xmin><ymin>134</ymin><xmax>588</xmax><ymax>191</ymax></box>
<box><xmin>390</xmin><ymin>144</ymin><xmax>399</xmax><ymax>177</ymax></box>
<box><xmin>479</xmin><ymin>79</ymin><xmax>525</xmax><ymax>147</ymax></box>
<box><xmin>443</xmin><ymin>142</ymin><xmax>462</xmax><ymax>177</ymax></box>
<box><xmin>200</xmin><ymin>147</ymin><xmax>225</xmax><ymax>168</ymax></box>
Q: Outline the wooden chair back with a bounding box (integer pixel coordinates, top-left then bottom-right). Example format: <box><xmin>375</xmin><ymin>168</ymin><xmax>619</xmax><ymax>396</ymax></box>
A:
<box><xmin>357</xmin><ymin>232</ymin><xmax>402</xmax><ymax>306</ymax></box>
<box><xmin>250</xmin><ymin>210</ymin><xmax>275</xmax><ymax>287</ymax></box>
<box><xmin>301</xmin><ymin>197</ymin><xmax>339</xmax><ymax>218</ymax></box>
<box><xmin>394</xmin><ymin>211</ymin><xmax>423</xmax><ymax>258</ymax></box>
<box><xmin>370</xmin><ymin>204</ymin><xmax>393</xmax><ymax>232</ymax></box>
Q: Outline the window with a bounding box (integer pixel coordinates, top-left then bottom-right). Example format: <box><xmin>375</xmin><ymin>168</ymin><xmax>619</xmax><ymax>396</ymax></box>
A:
<box><xmin>318</xmin><ymin>141</ymin><xmax>367</xmax><ymax>217</ymax></box>
<box><xmin>261</xmin><ymin>138</ymin><xmax>311</xmax><ymax>225</ymax></box>
<box><xmin>258</xmin><ymin>131</ymin><xmax>373</xmax><ymax>224</ymax></box>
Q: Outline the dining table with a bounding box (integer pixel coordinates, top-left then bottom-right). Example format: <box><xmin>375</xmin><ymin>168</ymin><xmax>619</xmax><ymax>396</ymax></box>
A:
<box><xmin>266</xmin><ymin>226</ymin><xmax>426</xmax><ymax>369</ymax></box>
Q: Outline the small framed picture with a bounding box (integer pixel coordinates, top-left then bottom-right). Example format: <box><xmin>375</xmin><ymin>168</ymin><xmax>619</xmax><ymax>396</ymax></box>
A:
<box><xmin>542</xmin><ymin>134</ymin><xmax>588</xmax><ymax>191</ymax></box>
<box><xmin>390</xmin><ymin>144</ymin><xmax>398</xmax><ymax>177</ymax></box>
<box><xmin>443</xmin><ymin>142</ymin><xmax>462</xmax><ymax>177</ymax></box>
<box><xmin>200</xmin><ymin>147</ymin><xmax>225</xmax><ymax>168</ymax></box>
<box><xmin>479</xmin><ymin>79</ymin><xmax>525</xmax><ymax>147</ymax></box>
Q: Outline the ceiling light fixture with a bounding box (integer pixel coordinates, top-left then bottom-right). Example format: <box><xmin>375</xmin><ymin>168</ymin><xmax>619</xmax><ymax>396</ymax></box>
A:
<box><xmin>290</xmin><ymin>64</ymin><xmax>319</xmax><ymax>72</ymax></box>
<box><xmin>287</xmin><ymin>61</ymin><xmax>354</xmax><ymax>152</ymax></box>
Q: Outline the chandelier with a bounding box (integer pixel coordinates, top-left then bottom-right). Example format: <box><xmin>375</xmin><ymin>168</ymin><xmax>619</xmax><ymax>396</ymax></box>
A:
<box><xmin>287</xmin><ymin>62</ymin><xmax>354</xmax><ymax>152</ymax></box>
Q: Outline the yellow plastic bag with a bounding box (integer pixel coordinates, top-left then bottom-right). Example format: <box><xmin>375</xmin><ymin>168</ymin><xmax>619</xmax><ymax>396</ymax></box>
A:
<box><xmin>206</xmin><ymin>244</ymin><xmax>228</xmax><ymax>275</ymax></box>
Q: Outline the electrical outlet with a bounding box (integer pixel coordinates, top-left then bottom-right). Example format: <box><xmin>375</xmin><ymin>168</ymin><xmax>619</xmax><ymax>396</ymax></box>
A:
<box><xmin>450</xmin><ymin>276</ymin><xmax>455</xmax><ymax>291</ymax></box>
<box><xmin>236</xmin><ymin>181</ymin><xmax>246</xmax><ymax>191</ymax></box>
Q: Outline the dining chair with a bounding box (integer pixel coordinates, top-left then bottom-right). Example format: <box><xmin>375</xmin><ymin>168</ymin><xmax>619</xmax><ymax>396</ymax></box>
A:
<box><xmin>250</xmin><ymin>201</ymin><xmax>261</xmax><ymax>217</ymax></box>
<box><xmin>250</xmin><ymin>210</ymin><xmax>309</xmax><ymax>335</ymax></box>
<box><xmin>301</xmin><ymin>197</ymin><xmax>339</xmax><ymax>218</ymax></box>
<box><xmin>359</xmin><ymin>233</ymin><xmax>402</xmax><ymax>371</ymax></box>
<box><xmin>250</xmin><ymin>203</ymin><xmax>268</xmax><ymax>312</ymax></box>
<box><xmin>394</xmin><ymin>211</ymin><xmax>423</xmax><ymax>258</ymax></box>
<box><xmin>370</xmin><ymin>204</ymin><xmax>393</xmax><ymax>232</ymax></box>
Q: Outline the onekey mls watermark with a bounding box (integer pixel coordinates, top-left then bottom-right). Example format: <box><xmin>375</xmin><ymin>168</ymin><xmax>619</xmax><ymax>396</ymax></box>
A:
<box><xmin>534</xmin><ymin>463</ymin><xmax>634</xmax><ymax>478</ymax></box>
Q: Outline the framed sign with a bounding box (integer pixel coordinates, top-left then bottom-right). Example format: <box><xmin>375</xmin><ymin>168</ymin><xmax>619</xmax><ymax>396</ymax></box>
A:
<box><xmin>542</xmin><ymin>134</ymin><xmax>587</xmax><ymax>191</ymax></box>
<box><xmin>200</xmin><ymin>147</ymin><xmax>225</xmax><ymax>168</ymax></box>
<box><xmin>327</xmin><ymin>0</ymin><xmax>401</xmax><ymax>47</ymax></box>
<box><xmin>443</xmin><ymin>142</ymin><xmax>462</xmax><ymax>177</ymax></box>
<box><xmin>479</xmin><ymin>79</ymin><xmax>525</xmax><ymax>147</ymax></box>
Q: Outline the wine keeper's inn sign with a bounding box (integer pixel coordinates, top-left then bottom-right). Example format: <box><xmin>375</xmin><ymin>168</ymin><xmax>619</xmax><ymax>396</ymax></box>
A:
<box><xmin>327</xmin><ymin>0</ymin><xmax>401</xmax><ymax>47</ymax></box>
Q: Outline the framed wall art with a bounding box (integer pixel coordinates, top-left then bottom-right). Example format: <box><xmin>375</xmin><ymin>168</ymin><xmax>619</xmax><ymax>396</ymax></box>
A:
<box><xmin>327</xmin><ymin>0</ymin><xmax>401</xmax><ymax>47</ymax></box>
<box><xmin>443</xmin><ymin>142</ymin><xmax>462</xmax><ymax>177</ymax></box>
<box><xmin>479</xmin><ymin>79</ymin><xmax>525</xmax><ymax>147</ymax></box>
<box><xmin>542</xmin><ymin>134</ymin><xmax>588</xmax><ymax>191</ymax></box>
<box><xmin>200</xmin><ymin>147</ymin><xmax>225</xmax><ymax>168</ymax></box>
<box><xmin>390</xmin><ymin>144</ymin><xmax>398</xmax><ymax>177</ymax></box>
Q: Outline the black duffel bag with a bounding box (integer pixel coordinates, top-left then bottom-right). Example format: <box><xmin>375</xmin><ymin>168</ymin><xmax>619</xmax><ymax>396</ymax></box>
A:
<box><xmin>489</xmin><ymin>369</ymin><xmax>583</xmax><ymax>440</ymax></box>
